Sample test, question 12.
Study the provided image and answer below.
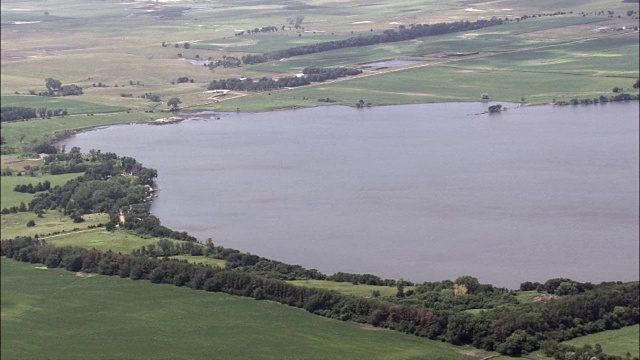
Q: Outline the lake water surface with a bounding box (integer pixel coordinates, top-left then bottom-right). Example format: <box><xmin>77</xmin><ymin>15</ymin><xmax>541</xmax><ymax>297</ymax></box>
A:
<box><xmin>62</xmin><ymin>102</ymin><xmax>640</xmax><ymax>287</ymax></box>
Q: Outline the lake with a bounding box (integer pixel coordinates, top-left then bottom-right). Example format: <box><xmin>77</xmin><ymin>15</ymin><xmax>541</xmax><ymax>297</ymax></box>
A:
<box><xmin>62</xmin><ymin>102</ymin><xmax>640</xmax><ymax>287</ymax></box>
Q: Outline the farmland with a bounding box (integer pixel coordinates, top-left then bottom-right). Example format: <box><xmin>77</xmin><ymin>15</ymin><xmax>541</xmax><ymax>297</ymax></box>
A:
<box><xmin>1</xmin><ymin>257</ymin><xmax>487</xmax><ymax>360</ymax></box>
<box><xmin>1</xmin><ymin>0</ymin><xmax>639</xmax><ymax>359</ymax></box>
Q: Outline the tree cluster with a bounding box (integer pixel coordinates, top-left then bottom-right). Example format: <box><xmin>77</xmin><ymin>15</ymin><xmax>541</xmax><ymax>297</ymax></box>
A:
<box><xmin>208</xmin><ymin>76</ymin><xmax>310</xmax><ymax>92</ymax></box>
<box><xmin>327</xmin><ymin>272</ymin><xmax>399</xmax><ymax>286</ymax></box>
<box><xmin>1</xmin><ymin>106</ymin><xmax>68</xmax><ymax>123</ymax></box>
<box><xmin>208</xmin><ymin>66</ymin><xmax>362</xmax><ymax>92</ymax></box>
<box><xmin>30</xmin><ymin>150</ymin><xmax>196</xmax><ymax>242</ymax></box>
<box><xmin>37</xmin><ymin>78</ymin><xmax>83</xmax><ymax>97</ymax></box>
<box><xmin>555</xmin><ymin>93</ymin><xmax>639</xmax><ymax>106</ymax></box>
<box><xmin>1</xmin><ymin>201</ymin><xmax>29</xmax><ymax>214</ymax></box>
<box><xmin>488</xmin><ymin>104</ymin><xmax>503</xmax><ymax>113</ymax></box>
<box><xmin>541</xmin><ymin>340</ymin><xmax>638</xmax><ymax>360</ymax></box>
<box><xmin>302</xmin><ymin>66</ymin><xmax>362</xmax><ymax>82</ymax></box>
<box><xmin>141</xmin><ymin>93</ymin><xmax>162</xmax><ymax>102</ymax></box>
<box><xmin>242</xmin><ymin>18</ymin><xmax>503</xmax><ymax>64</ymax></box>
<box><xmin>236</xmin><ymin>26</ymin><xmax>279</xmax><ymax>36</ymax></box>
<box><xmin>14</xmin><ymin>180</ymin><xmax>50</xmax><ymax>193</ymax></box>
<box><xmin>207</xmin><ymin>56</ymin><xmax>242</xmax><ymax>70</ymax></box>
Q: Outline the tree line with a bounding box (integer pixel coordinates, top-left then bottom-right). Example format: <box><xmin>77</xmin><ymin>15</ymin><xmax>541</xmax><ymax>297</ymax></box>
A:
<box><xmin>555</xmin><ymin>93</ymin><xmax>639</xmax><ymax>106</ymax></box>
<box><xmin>207</xmin><ymin>66</ymin><xmax>362</xmax><ymax>92</ymax></box>
<box><xmin>1</xmin><ymin>237</ymin><xmax>637</xmax><ymax>357</ymax></box>
<box><xmin>208</xmin><ymin>76</ymin><xmax>310</xmax><ymax>92</ymax></box>
<box><xmin>302</xmin><ymin>66</ymin><xmax>362</xmax><ymax>82</ymax></box>
<box><xmin>29</xmin><ymin>78</ymin><xmax>83</xmax><ymax>97</ymax></box>
<box><xmin>14</xmin><ymin>180</ymin><xmax>51</xmax><ymax>193</ymax></box>
<box><xmin>241</xmin><ymin>18</ymin><xmax>504</xmax><ymax>64</ymax></box>
<box><xmin>1</xmin><ymin>106</ymin><xmax>68</xmax><ymax>123</ymax></box>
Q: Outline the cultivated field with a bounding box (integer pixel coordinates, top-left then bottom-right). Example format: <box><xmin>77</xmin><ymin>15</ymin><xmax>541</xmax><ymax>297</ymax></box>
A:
<box><xmin>1</xmin><ymin>257</ymin><xmax>489</xmax><ymax>359</ymax></box>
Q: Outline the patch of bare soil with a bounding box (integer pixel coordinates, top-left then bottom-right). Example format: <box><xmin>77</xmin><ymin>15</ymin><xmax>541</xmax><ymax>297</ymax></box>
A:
<box><xmin>459</xmin><ymin>349</ymin><xmax>494</xmax><ymax>358</ymax></box>
<box><xmin>75</xmin><ymin>272</ymin><xmax>97</xmax><ymax>278</ymax></box>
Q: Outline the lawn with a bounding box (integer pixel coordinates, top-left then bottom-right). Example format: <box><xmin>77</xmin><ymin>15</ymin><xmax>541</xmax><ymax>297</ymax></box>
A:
<box><xmin>288</xmin><ymin>279</ymin><xmax>413</xmax><ymax>298</ymax></box>
<box><xmin>562</xmin><ymin>325</ymin><xmax>640</xmax><ymax>358</ymax></box>
<box><xmin>44</xmin><ymin>229</ymin><xmax>172</xmax><ymax>254</ymax></box>
<box><xmin>0</xmin><ymin>172</ymin><xmax>82</xmax><ymax>208</ymax></box>
<box><xmin>1</xmin><ymin>257</ymin><xmax>487</xmax><ymax>359</ymax></box>
<box><xmin>168</xmin><ymin>255</ymin><xmax>227</xmax><ymax>268</ymax></box>
<box><xmin>0</xmin><ymin>211</ymin><xmax>108</xmax><ymax>240</ymax></box>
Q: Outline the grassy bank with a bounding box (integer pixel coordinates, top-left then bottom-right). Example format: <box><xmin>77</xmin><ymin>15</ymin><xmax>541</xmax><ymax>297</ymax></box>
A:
<box><xmin>562</xmin><ymin>325</ymin><xmax>640</xmax><ymax>358</ymax></box>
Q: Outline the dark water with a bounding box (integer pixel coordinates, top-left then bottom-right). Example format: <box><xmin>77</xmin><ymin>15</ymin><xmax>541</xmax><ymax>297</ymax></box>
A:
<box><xmin>62</xmin><ymin>102</ymin><xmax>640</xmax><ymax>287</ymax></box>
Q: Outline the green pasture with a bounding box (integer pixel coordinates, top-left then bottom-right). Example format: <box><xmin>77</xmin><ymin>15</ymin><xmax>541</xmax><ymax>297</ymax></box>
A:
<box><xmin>0</xmin><ymin>211</ymin><xmax>108</xmax><ymax>240</ymax></box>
<box><xmin>0</xmin><ymin>173</ymin><xmax>82</xmax><ymax>208</ymax></box>
<box><xmin>1</xmin><ymin>257</ymin><xmax>487</xmax><ymax>360</ymax></box>
<box><xmin>44</xmin><ymin>229</ymin><xmax>171</xmax><ymax>254</ymax></box>
<box><xmin>288</xmin><ymin>279</ymin><xmax>413</xmax><ymax>298</ymax></box>
<box><xmin>562</xmin><ymin>325</ymin><xmax>640</xmax><ymax>358</ymax></box>
<box><xmin>168</xmin><ymin>255</ymin><xmax>227</xmax><ymax>268</ymax></box>
<box><xmin>0</xmin><ymin>111</ymin><xmax>165</xmax><ymax>148</ymax></box>
<box><xmin>1</xmin><ymin>95</ymin><xmax>128</xmax><ymax>114</ymax></box>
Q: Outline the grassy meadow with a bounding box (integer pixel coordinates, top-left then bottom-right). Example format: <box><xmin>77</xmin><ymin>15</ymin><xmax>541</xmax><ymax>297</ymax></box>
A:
<box><xmin>44</xmin><ymin>229</ymin><xmax>174</xmax><ymax>254</ymax></box>
<box><xmin>1</xmin><ymin>257</ymin><xmax>489</xmax><ymax>360</ymax></box>
<box><xmin>0</xmin><ymin>173</ymin><xmax>82</xmax><ymax>208</ymax></box>
<box><xmin>562</xmin><ymin>325</ymin><xmax>640</xmax><ymax>358</ymax></box>
<box><xmin>0</xmin><ymin>211</ymin><xmax>109</xmax><ymax>240</ymax></box>
<box><xmin>168</xmin><ymin>255</ymin><xmax>227</xmax><ymax>268</ymax></box>
<box><xmin>288</xmin><ymin>279</ymin><xmax>413</xmax><ymax>298</ymax></box>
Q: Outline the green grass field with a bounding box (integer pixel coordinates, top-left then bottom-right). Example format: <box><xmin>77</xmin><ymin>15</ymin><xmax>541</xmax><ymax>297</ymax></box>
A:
<box><xmin>168</xmin><ymin>255</ymin><xmax>227</xmax><ymax>268</ymax></box>
<box><xmin>514</xmin><ymin>291</ymin><xmax>542</xmax><ymax>304</ymax></box>
<box><xmin>0</xmin><ymin>211</ymin><xmax>109</xmax><ymax>240</ymax></box>
<box><xmin>288</xmin><ymin>279</ymin><xmax>413</xmax><ymax>298</ymax></box>
<box><xmin>44</xmin><ymin>229</ymin><xmax>172</xmax><ymax>254</ymax></box>
<box><xmin>0</xmin><ymin>173</ymin><xmax>82</xmax><ymax>208</ymax></box>
<box><xmin>0</xmin><ymin>95</ymin><xmax>128</xmax><ymax>114</ymax></box>
<box><xmin>1</xmin><ymin>257</ymin><xmax>487</xmax><ymax>359</ymax></box>
<box><xmin>562</xmin><ymin>325</ymin><xmax>640</xmax><ymax>358</ymax></box>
